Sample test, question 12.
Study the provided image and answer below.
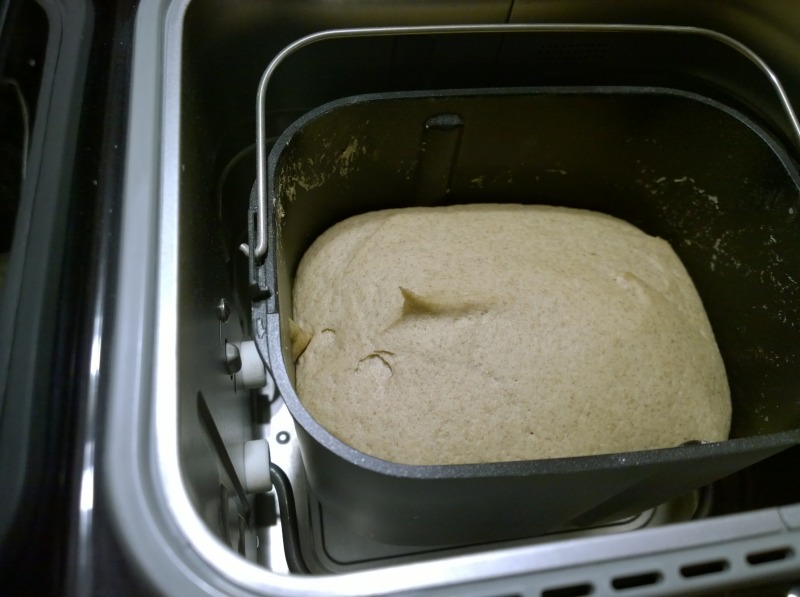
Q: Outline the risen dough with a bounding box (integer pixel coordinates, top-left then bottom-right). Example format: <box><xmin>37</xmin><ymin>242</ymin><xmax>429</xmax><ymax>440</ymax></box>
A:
<box><xmin>292</xmin><ymin>204</ymin><xmax>731</xmax><ymax>465</ymax></box>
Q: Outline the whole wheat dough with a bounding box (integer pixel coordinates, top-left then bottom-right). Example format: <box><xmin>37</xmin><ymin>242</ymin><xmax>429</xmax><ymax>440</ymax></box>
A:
<box><xmin>292</xmin><ymin>204</ymin><xmax>731</xmax><ymax>465</ymax></box>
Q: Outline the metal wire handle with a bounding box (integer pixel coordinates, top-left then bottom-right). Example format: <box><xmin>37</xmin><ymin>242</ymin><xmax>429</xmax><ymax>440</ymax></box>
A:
<box><xmin>247</xmin><ymin>23</ymin><xmax>800</xmax><ymax>262</ymax></box>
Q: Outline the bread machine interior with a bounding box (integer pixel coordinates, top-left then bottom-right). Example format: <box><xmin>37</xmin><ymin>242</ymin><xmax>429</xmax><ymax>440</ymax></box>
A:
<box><xmin>155</xmin><ymin>4</ymin><xmax>800</xmax><ymax>590</ymax></box>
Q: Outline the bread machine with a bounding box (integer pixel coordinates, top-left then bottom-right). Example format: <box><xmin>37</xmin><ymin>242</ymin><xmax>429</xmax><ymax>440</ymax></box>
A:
<box><xmin>103</xmin><ymin>2</ymin><xmax>800</xmax><ymax>594</ymax></box>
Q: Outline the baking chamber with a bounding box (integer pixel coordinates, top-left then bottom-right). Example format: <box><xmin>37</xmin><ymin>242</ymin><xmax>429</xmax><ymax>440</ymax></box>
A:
<box><xmin>105</xmin><ymin>2</ymin><xmax>800</xmax><ymax>594</ymax></box>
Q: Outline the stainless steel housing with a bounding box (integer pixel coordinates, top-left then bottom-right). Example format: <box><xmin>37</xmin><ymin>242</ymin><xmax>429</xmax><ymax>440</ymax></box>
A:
<box><xmin>107</xmin><ymin>1</ymin><xmax>800</xmax><ymax>594</ymax></box>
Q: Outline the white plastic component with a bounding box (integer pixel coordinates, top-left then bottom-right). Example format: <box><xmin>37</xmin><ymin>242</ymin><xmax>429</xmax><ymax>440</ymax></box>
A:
<box><xmin>243</xmin><ymin>439</ymin><xmax>272</xmax><ymax>493</ymax></box>
<box><xmin>238</xmin><ymin>340</ymin><xmax>266</xmax><ymax>389</ymax></box>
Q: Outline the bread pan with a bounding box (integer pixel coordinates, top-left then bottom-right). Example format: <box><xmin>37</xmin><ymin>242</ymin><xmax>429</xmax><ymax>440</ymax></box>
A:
<box><xmin>247</xmin><ymin>85</ymin><xmax>800</xmax><ymax>546</ymax></box>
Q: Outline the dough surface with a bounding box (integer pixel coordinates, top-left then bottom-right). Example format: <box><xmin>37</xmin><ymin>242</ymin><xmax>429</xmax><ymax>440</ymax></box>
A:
<box><xmin>292</xmin><ymin>204</ymin><xmax>731</xmax><ymax>465</ymax></box>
